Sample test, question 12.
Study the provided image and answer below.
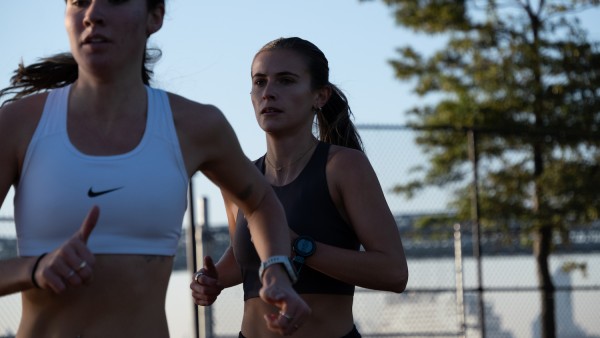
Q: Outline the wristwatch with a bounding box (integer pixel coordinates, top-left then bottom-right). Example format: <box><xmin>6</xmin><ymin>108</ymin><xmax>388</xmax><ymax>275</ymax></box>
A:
<box><xmin>293</xmin><ymin>236</ymin><xmax>316</xmax><ymax>274</ymax></box>
<box><xmin>258</xmin><ymin>256</ymin><xmax>298</xmax><ymax>284</ymax></box>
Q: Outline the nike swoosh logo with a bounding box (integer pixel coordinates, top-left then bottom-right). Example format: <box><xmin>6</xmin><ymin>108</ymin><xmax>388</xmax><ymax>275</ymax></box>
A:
<box><xmin>88</xmin><ymin>186</ymin><xmax>124</xmax><ymax>198</ymax></box>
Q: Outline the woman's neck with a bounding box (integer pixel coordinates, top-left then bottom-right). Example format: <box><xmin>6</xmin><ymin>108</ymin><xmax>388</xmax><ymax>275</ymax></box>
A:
<box><xmin>69</xmin><ymin>79</ymin><xmax>147</xmax><ymax>121</ymax></box>
<box><xmin>264</xmin><ymin>136</ymin><xmax>318</xmax><ymax>186</ymax></box>
<box><xmin>265</xmin><ymin>136</ymin><xmax>318</xmax><ymax>169</ymax></box>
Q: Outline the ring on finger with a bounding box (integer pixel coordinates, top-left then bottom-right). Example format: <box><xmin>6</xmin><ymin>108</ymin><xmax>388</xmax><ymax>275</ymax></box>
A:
<box><xmin>76</xmin><ymin>260</ymin><xmax>87</xmax><ymax>271</ymax></box>
<box><xmin>279</xmin><ymin>311</ymin><xmax>293</xmax><ymax>322</ymax></box>
<box><xmin>67</xmin><ymin>270</ymin><xmax>75</xmax><ymax>278</ymax></box>
<box><xmin>194</xmin><ymin>271</ymin><xmax>204</xmax><ymax>283</ymax></box>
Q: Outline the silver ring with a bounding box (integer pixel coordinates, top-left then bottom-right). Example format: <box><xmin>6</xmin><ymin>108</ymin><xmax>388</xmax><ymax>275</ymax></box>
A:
<box><xmin>194</xmin><ymin>271</ymin><xmax>204</xmax><ymax>283</ymax></box>
<box><xmin>67</xmin><ymin>270</ymin><xmax>75</xmax><ymax>278</ymax></box>
<box><xmin>76</xmin><ymin>261</ymin><xmax>87</xmax><ymax>271</ymax></box>
<box><xmin>279</xmin><ymin>311</ymin><xmax>293</xmax><ymax>322</ymax></box>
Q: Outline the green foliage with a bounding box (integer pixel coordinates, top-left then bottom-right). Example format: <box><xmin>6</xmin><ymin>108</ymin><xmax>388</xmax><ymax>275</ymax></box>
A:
<box><xmin>561</xmin><ymin>261</ymin><xmax>588</xmax><ymax>277</ymax></box>
<box><xmin>382</xmin><ymin>0</ymin><xmax>471</xmax><ymax>33</ymax></box>
<box><xmin>385</xmin><ymin>0</ymin><xmax>600</xmax><ymax>239</ymax></box>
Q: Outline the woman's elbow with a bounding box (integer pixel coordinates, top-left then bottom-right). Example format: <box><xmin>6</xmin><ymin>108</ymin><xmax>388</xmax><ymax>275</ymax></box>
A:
<box><xmin>389</xmin><ymin>263</ymin><xmax>409</xmax><ymax>293</ymax></box>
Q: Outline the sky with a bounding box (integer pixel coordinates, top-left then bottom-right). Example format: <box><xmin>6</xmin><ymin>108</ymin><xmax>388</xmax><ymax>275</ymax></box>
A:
<box><xmin>1</xmin><ymin>0</ymin><xmax>599</xmax><ymax>227</ymax></box>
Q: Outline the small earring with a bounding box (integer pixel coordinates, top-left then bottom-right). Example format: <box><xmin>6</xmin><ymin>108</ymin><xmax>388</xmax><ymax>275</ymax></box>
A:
<box><xmin>313</xmin><ymin>106</ymin><xmax>322</xmax><ymax>114</ymax></box>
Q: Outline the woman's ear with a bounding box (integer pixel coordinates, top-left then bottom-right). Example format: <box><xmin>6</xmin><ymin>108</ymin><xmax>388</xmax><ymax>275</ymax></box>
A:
<box><xmin>314</xmin><ymin>85</ymin><xmax>332</xmax><ymax>109</ymax></box>
<box><xmin>146</xmin><ymin>3</ymin><xmax>165</xmax><ymax>37</ymax></box>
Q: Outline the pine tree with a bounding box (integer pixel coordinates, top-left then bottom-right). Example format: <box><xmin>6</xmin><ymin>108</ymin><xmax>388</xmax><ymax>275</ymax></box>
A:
<box><xmin>377</xmin><ymin>1</ymin><xmax>600</xmax><ymax>337</ymax></box>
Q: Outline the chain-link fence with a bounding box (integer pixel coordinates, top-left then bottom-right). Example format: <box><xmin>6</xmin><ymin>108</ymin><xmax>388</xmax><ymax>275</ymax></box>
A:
<box><xmin>1</xmin><ymin>125</ymin><xmax>599</xmax><ymax>338</ymax></box>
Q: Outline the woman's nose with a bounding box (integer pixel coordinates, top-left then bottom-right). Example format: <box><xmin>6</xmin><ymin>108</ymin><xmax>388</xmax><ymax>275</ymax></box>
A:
<box><xmin>261</xmin><ymin>83</ymin><xmax>276</xmax><ymax>100</ymax></box>
<box><xmin>84</xmin><ymin>1</ymin><xmax>106</xmax><ymax>27</ymax></box>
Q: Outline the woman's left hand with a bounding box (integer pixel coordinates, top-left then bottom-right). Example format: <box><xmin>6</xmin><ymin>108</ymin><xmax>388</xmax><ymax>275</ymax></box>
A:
<box><xmin>259</xmin><ymin>266</ymin><xmax>310</xmax><ymax>336</ymax></box>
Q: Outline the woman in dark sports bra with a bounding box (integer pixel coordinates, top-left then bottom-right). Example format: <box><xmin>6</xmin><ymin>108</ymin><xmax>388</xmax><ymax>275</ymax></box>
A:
<box><xmin>191</xmin><ymin>37</ymin><xmax>409</xmax><ymax>338</ymax></box>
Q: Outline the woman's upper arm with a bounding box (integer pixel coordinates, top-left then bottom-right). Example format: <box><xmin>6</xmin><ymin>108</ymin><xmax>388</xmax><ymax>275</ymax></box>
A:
<box><xmin>328</xmin><ymin>148</ymin><xmax>404</xmax><ymax>254</ymax></box>
<box><xmin>0</xmin><ymin>104</ymin><xmax>18</xmax><ymax>206</ymax></box>
<box><xmin>0</xmin><ymin>95</ymin><xmax>45</xmax><ymax>295</ymax></box>
<box><xmin>170</xmin><ymin>93</ymin><xmax>269</xmax><ymax>219</ymax></box>
<box><xmin>172</xmin><ymin>94</ymin><xmax>291</xmax><ymax>262</ymax></box>
<box><xmin>0</xmin><ymin>95</ymin><xmax>44</xmax><ymax>208</ymax></box>
<box><xmin>198</xmin><ymin>113</ymin><xmax>268</xmax><ymax>217</ymax></box>
<box><xmin>221</xmin><ymin>192</ymin><xmax>239</xmax><ymax>241</ymax></box>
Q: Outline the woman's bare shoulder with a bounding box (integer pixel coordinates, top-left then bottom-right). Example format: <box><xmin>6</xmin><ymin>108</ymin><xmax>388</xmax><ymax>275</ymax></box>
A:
<box><xmin>166</xmin><ymin>92</ymin><xmax>233</xmax><ymax>141</ymax></box>
<box><xmin>166</xmin><ymin>92</ymin><xmax>224</xmax><ymax>123</ymax></box>
<box><xmin>326</xmin><ymin>144</ymin><xmax>376</xmax><ymax>186</ymax></box>
<box><xmin>0</xmin><ymin>92</ymin><xmax>48</xmax><ymax>120</ymax></box>
<box><xmin>0</xmin><ymin>93</ymin><xmax>49</xmax><ymax>144</ymax></box>
<box><xmin>165</xmin><ymin>92</ymin><xmax>239</xmax><ymax>172</ymax></box>
<box><xmin>327</xmin><ymin>144</ymin><xmax>369</xmax><ymax>168</ymax></box>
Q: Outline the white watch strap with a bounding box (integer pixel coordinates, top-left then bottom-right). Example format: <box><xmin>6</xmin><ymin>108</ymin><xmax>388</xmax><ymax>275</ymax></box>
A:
<box><xmin>258</xmin><ymin>255</ymin><xmax>298</xmax><ymax>284</ymax></box>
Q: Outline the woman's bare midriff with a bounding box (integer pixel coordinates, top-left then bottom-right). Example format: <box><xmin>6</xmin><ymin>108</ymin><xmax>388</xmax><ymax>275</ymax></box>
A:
<box><xmin>17</xmin><ymin>254</ymin><xmax>174</xmax><ymax>338</ymax></box>
<box><xmin>241</xmin><ymin>294</ymin><xmax>355</xmax><ymax>338</ymax></box>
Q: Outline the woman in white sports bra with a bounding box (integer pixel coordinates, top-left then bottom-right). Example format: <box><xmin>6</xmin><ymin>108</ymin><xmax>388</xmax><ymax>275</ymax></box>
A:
<box><xmin>0</xmin><ymin>1</ymin><xmax>308</xmax><ymax>337</ymax></box>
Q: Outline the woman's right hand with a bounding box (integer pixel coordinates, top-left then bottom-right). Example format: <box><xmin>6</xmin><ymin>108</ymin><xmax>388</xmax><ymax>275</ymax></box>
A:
<box><xmin>190</xmin><ymin>256</ymin><xmax>223</xmax><ymax>306</ymax></box>
<box><xmin>33</xmin><ymin>206</ymin><xmax>99</xmax><ymax>294</ymax></box>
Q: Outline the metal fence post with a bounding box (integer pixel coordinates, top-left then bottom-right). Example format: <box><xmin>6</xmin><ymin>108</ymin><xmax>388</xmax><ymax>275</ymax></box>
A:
<box><xmin>187</xmin><ymin>183</ymin><xmax>200</xmax><ymax>338</ymax></box>
<box><xmin>188</xmin><ymin>191</ymin><xmax>215</xmax><ymax>338</ymax></box>
<box><xmin>468</xmin><ymin>129</ymin><xmax>486</xmax><ymax>338</ymax></box>
<box><xmin>199</xmin><ymin>196</ymin><xmax>214</xmax><ymax>338</ymax></box>
<box><xmin>454</xmin><ymin>223</ymin><xmax>466</xmax><ymax>338</ymax></box>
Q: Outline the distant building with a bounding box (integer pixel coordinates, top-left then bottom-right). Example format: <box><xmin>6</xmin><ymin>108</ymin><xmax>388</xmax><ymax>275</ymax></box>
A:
<box><xmin>2</xmin><ymin>216</ymin><xmax>599</xmax><ymax>268</ymax></box>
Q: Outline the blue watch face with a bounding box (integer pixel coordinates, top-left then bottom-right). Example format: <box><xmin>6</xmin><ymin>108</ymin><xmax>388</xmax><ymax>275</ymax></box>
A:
<box><xmin>295</xmin><ymin>237</ymin><xmax>315</xmax><ymax>257</ymax></box>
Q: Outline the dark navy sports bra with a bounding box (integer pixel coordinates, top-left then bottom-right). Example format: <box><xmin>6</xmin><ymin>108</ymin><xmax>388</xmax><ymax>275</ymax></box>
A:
<box><xmin>233</xmin><ymin>142</ymin><xmax>360</xmax><ymax>300</ymax></box>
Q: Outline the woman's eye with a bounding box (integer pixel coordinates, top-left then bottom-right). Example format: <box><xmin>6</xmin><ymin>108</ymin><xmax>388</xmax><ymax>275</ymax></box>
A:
<box><xmin>71</xmin><ymin>0</ymin><xmax>90</xmax><ymax>7</ymax></box>
<box><xmin>253</xmin><ymin>79</ymin><xmax>266</xmax><ymax>87</ymax></box>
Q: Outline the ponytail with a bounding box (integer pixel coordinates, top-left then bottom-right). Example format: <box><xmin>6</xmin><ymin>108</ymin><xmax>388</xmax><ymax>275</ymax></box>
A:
<box><xmin>0</xmin><ymin>48</ymin><xmax>161</xmax><ymax>107</ymax></box>
<box><xmin>0</xmin><ymin>53</ymin><xmax>77</xmax><ymax>106</ymax></box>
<box><xmin>316</xmin><ymin>84</ymin><xmax>363</xmax><ymax>152</ymax></box>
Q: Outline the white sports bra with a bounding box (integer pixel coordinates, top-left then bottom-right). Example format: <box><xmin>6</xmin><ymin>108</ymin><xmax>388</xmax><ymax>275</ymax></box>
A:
<box><xmin>14</xmin><ymin>85</ymin><xmax>189</xmax><ymax>256</ymax></box>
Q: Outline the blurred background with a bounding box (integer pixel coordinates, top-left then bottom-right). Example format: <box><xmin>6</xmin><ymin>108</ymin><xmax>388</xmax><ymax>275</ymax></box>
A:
<box><xmin>2</xmin><ymin>1</ymin><xmax>599</xmax><ymax>337</ymax></box>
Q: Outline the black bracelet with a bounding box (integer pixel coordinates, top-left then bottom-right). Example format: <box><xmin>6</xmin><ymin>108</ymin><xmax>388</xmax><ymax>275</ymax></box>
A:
<box><xmin>31</xmin><ymin>253</ymin><xmax>47</xmax><ymax>289</ymax></box>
